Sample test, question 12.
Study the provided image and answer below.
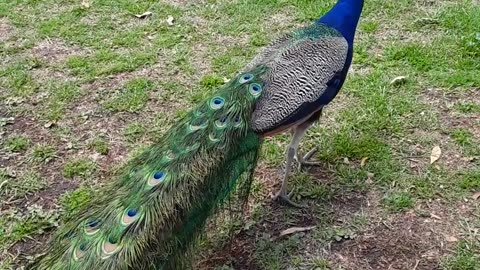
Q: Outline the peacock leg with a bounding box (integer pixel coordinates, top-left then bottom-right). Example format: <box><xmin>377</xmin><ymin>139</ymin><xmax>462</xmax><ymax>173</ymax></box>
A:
<box><xmin>273</xmin><ymin>122</ymin><xmax>310</xmax><ymax>208</ymax></box>
<box><xmin>294</xmin><ymin>110</ymin><xmax>323</xmax><ymax>171</ymax></box>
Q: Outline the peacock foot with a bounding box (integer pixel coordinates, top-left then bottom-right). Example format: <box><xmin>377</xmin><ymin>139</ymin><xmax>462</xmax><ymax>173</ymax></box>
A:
<box><xmin>295</xmin><ymin>147</ymin><xmax>322</xmax><ymax>171</ymax></box>
<box><xmin>272</xmin><ymin>190</ymin><xmax>305</xmax><ymax>208</ymax></box>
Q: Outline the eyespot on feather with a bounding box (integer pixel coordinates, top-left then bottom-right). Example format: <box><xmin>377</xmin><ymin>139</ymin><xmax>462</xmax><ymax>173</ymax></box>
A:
<box><xmin>85</xmin><ymin>219</ymin><xmax>101</xmax><ymax>235</ymax></box>
<box><xmin>73</xmin><ymin>243</ymin><xmax>87</xmax><ymax>261</ymax></box>
<box><xmin>121</xmin><ymin>208</ymin><xmax>139</xmax><ymax>226</ymax></box>
<box><xmin>239</xmin><ymin>73</ymin><xmax>254</xmax><ymax>84</ymax></box>
<box><xmin>188</xmin><ymin>118</ymin><xmax>207</xmax><ymax>132</ymax></box>
<box><xmin>248</xmin><ymin>83</ymin><xmax>262</xmax><ymax>98</ymax></box>
<box><xmin>101</xmin><ymin>237</ymin><xmax>120</xmax><ymax>259</ymax></box>
<box><xmin>215</xmin><ymin>116</ymin><xmax>228</xmax><ymax>129</ymax></box>
<box><xmin>233</xmin><ymin>115</ymin><xmax>242</xmax><ymax>127</ymax></box>
<box><xmin>209</xmin><ymin>97</ymin><xmax>225</xmax><ymax>110</ymax></box>
<box><xmin>147</xmin><ymin>171</ymin><xmax>167</xmax><ymax>187</ymax></box>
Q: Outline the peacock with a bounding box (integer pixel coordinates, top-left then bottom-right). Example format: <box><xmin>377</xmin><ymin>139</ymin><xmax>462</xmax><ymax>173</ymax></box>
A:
<box><xmin>29</xmin><ymin>0</ymin><xmax>363</xmax><ymax>269</ymax></box>
<box><xmin>249</xmin><ymin>0</ymin><xmax>364</xmax><ymax>207</ymax></box>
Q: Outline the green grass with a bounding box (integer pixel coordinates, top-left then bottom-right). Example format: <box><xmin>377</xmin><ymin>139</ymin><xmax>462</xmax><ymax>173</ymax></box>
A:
<box><xmin>62</xmin><ymin>158</ymin><xmax>96</xmax><ymax>178</ymax></box>
<box><xmin>59</xmin><ymin>186</ymin><xmax>94</xmax><ymax>219</ymax></box>
<box><xmin>104</xmin><ymin>78</ymin><xmax>154</xmax><ymax>112</ymax></box>
<box><xmin>383</xmin><ymin>192</ymin><xmax>415</xmax><ymax>212</ymax></box>
<box><xmin>0</xmin><ymin>171</ymin><xmax>46</xmax><ymax>200</ymax></box>
<box><xmin>0</xmin><ymin>0</ymin><xmax>479</xmax><ymax>269</ymax></box>
<box><xmin>4</xmin><ymin>135</ymin><xmax>30</xmax><ymax>152</ymax></box>
<box><xmin>31</xmin><ymin>144</ymin><xmax>57</xmax><ymax>163</ymax></box>
<box><xmin>454</xmin><ymin>102</ymin><xmax>480</xmax><ymax>113</ymax></box>
<box><xmin>88</xmin><ymin>136</ymin><xmax>109</xmax><ymax>155</ymax></box>
<box><xmin>442</xmin><ymin>241</ymin><xmax>480</xmax><ymax>270</ymax></box>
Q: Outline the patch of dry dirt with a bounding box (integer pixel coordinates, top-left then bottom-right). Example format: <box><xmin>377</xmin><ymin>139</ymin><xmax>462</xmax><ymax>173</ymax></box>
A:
<box><xmin>32</xmin><ymin>39</ymin><xmax>89</xmax><ymax>64</ymax></box>
<box><xmin>329</xmin><ymin>198</ymin><xmax>477</xmax><ymax>270</ymax></box>
<box><xmin>0</xmin><ymin>18</ymin><xmax>14</xmax><ymax>42</ymax></box>
<box><xmin>399</xmin><ymin>88</ymin><xmax>480</xmax><ymax>173</ymax></box>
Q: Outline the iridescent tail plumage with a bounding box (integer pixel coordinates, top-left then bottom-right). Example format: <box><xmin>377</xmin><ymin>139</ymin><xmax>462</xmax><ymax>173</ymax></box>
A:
<box><xmin>29</xmin><ymin>65</ymin><xmax>268</xmax><ymax>270</ymax></box>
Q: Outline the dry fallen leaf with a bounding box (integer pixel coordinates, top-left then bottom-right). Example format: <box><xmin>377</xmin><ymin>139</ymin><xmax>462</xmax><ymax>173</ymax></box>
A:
<box><xmin>390</xmin><ymin>76</ymin><xmax>407</xmax><ymax>86</ymax></box>
<box><xmin>445</xmin><ymin>235</ymin><xmax>458</xmax><ymax>242</ymax></box>
<box><xmin>44</xmin><ymin>121</ymin><xmax>56</xmax><ymax>128</ymax></box>
<box><xmin>166</xmin><ymin>15</ymin><xmax>175</xmax><ymax>26</ymax></box>
<box><xmin>360</xmin><ymin>157</ymin><xmax>369</xmax><ymax>167</ymax></box>
<box><xmin>472</xmin><ymin>192</ymin><xmax>480</xmax><ymax>200</ymax></box>
<box><xmin>279</xmin><ymin>226</ymin><xmax>315</xmax><ymax>237</ymax></box>
<box><xmin>430</xmin><ymin>146</ymin><xmax>442</xmax><ymax>164</ymax></box>
<box><xmin>135</xmin><ymin>11</ymin><xmax>152</xmax><ymax>19</ymax></box>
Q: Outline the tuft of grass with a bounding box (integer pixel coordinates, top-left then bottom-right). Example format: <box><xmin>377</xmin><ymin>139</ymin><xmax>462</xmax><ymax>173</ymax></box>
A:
<box><xmin>31</xmin><ymin>144</ymin><xmax>56</xmax><ymax>163</ymax></box>
<box><xmin>42</xmin><ymin>82</ymin><xmax>83</xmax><ymax>121</ymax></box>
<box><xmin>383</xmin><ymin>192</ymin><xmax>414</xmax><ymax>212</ymax></box>
<box><xmin>88</xmin><ymin>136</ymin><xmax>109</xmax><ymax>155</ymax></box>
<box><xmin>308</xmin><ymin>258</ymin><xmax>331</xmax><ymax>269</ymax></box>
<box><xmin>0</xmin><ymin>171</ymin><xmax>46</xmax><ymax>199</ymax></box>
<box><xmin>450</xmin><ymin>128</ymin><xmax>474</xmax><ymax>147</ymax></box>
<box><xmin>0</xmin><ymin>63</ymin><xmax>38</xmax><ymax>97</ymax></box>
<box><xmin>454</xmin><ymin>102</ymin><xmax>480</xmax><ymax>113</ymax></box>
<box><xmin>254</xmin><ymin>233</ymin><xmax>303</xmax><ymax>270</ymax></box>
<box><xmin>5</xmin><ymin>135</ymin><xmax>30</xmax><ymax>152</ymax></box>
<box><xmin>123</xmin><ymin>122</ymin><xmax>147</xmax><ymax>143</ymax></box>
<box><xmin>441</xmin><ymin>241</ymin><xmax>480</xmax><ymax>270</ymax></box>
<box><xmin>104</xmin><ymin>78</ymin><xmax>154</xmax><ymax>112</ymax></box>
<box><xmin>59</xmin><ymin>186</ymin><xmax>94</xmax><ymax>219</ymax></box>
<box><xmin>449</xmin><ymin>128</ymin><xmax>480</xmax><ymax>156</ymax></box>
<box><xmin>200</xmin><ymin>74</ymin><xmax>224</xmax><ymax>90</ymax></box>
<box><xmin>0</xmin><ymin>205</ymin><xmax>59</xmax><ymax>246</ymax></box>
<box><xmin>62</xmin><ymin>158</ymin><xmax>96</xmax><ymax>178</ymax></box>
<box><xmin>457</xmin><ymin>170</ymin><xmax>480</xmax><ymax>190</ymax></box>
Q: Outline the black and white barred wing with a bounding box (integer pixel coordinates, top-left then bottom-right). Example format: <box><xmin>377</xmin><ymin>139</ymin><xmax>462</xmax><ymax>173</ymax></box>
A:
<box><xmin>249</xmin><ymin>25</ymin><xmax>349</xmax><ymax>134</ymax></box>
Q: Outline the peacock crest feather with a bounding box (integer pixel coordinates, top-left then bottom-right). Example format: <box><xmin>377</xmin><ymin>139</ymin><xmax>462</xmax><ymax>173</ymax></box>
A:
<box><xmin>30</xmin><ymin>65</ymin><xmax>268</xmax><ymax>270</ymax></box>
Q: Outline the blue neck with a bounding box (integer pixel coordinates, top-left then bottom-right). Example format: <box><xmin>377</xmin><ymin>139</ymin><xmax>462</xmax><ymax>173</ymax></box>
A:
<box><xmin>317</xmin><ymin>0</ymin><xmax>364</xmax><ymax>46</ymax></box>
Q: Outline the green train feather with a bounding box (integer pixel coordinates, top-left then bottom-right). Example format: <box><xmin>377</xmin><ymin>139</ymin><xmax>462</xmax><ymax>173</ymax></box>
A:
<box><xmin>29</xmin><ymin>65</ymin><xmax>267</xmax><ymax>270</ymax></box>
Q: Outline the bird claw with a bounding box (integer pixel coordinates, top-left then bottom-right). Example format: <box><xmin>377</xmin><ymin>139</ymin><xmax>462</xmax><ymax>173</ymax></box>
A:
<box><xmin>272</xmin><ymin>190</ymin><xmax>305</xmax><ymax>208</ymax></box>
<box><xmin>296</xmin><ymin>147</ymin><xmax>321</xmax><ymax>171</ymax></box>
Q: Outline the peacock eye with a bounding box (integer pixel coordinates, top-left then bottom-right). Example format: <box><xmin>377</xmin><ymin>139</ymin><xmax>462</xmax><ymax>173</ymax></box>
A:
<box><xmin>126</xmin><ymin>209</ymin><xmax>137</xmax><ymax>217</ymax></box>
<box><xmin>74</xmin><ymin>243</ymin><xmax>87</xmax><ymax>260</ymax></box>
<box><xmin>215</xmin><ymin>116</ymin><xmax>228</xmax><ymax>128</ymax></box>
<box><xmin>233</xmin><ymin>115</ymin><xmax>242</xmax><ymax>126</ymax></box>
<box><xmin>108</xmin><ymin>237</ymin><xmax>118</xmax><ymax>245</ymax></box>
<box><xmin>147</xmin><ymin>170</ymin><xmax>168</xmax><ymax>188</ymax></box>
<box><xmin>87</xmin><ymin>219</ymin><xmax>99</xmax><ymax>228</ymax></box>
<box><xmin>121</xmin><ymin>207</ymin><xmax>140</xmax><ymax>226</ymax></box>
<box><xmin>85</xmin><ymin>218</ymin><xmax>101</xmax><ymax>235</ymax></box>
<box><xmin>210</xmin><ymin>97</ymin><xmax>225</xmax><ymax>110</ymax></box>
<box><xmin>239</xmin><ymin>73</ymin><xmax>254</xmax><ymax>84</ymax></box>
<box><xmin>153</xmin><ymin>171</ymin><xmax>165</xmax><ymax>180</ymax></box>
<box><xmin>248</xmin><ymin>83</ymin><xmax>262</xmax><ymax>97</ymax></box>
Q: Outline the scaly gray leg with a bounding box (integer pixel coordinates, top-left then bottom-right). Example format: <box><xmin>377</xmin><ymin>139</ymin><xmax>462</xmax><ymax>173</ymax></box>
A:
<box><xmin>294</xmin><ymin>110</ymin><xmax>324</xmax><ymax>171</ymax></box>
<box><xmin>273</xmin><ymin>109</ymin><xmax>324</xmax><ymax>207</ymax></box>
<box><xmin>273</xmin><ymin>121</ymin><xmax>311</xmax><ymax>208</ymax></box>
